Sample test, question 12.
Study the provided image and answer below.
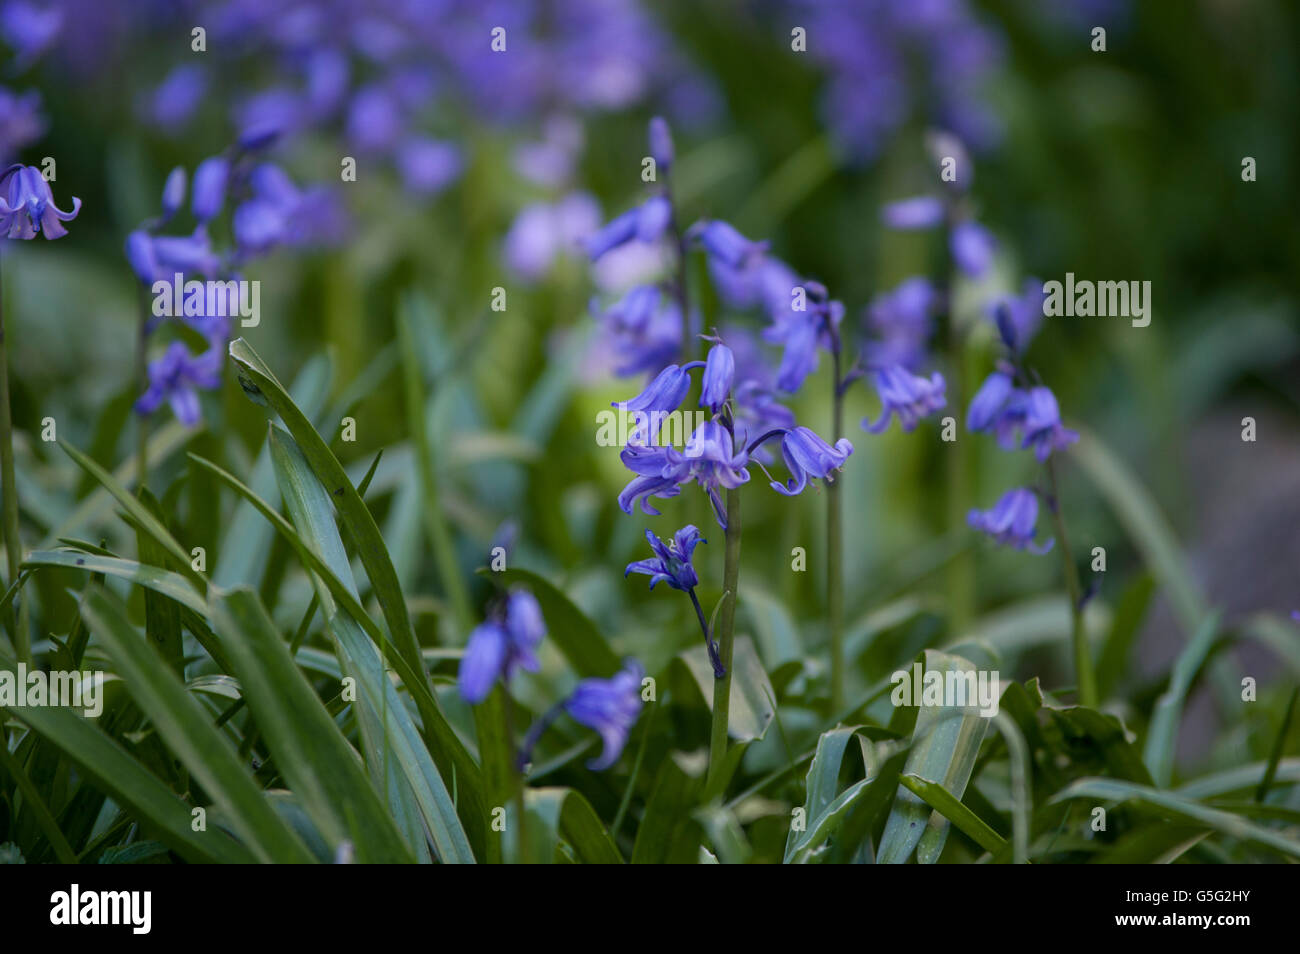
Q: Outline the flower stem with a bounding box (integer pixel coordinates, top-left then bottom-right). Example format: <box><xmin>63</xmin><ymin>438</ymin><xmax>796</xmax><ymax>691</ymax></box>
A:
<box><xmin>135</xmin><ymin>288</ymin><xmax>150</xmax><ymax>492</ymax></box>
<box><xmin>688</xmin><ymin>586</ymin><xmax>724</xmax><ymax>678</ymax></box>
<box><xmin>706</xmin><ymin>487</ymin><xmax>741</xmax><ymax>792</ymax></box>
<box><xmin>828</xmin><ymin>346</ymin><xmax>845</xmax><ymax>714</ymax></box>
<box><xmin>1045</xmin><ymin>455</ymin><xmax>1097</xmax><ymax>707</ymax></box>
<box><xmin>0</xmin><ymin>252</ymin><xmax>28</xmax><ymax>663</ymax></box>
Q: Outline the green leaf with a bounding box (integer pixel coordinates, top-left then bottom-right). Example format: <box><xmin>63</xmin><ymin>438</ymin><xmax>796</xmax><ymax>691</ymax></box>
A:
<box><xmin>0</xmin><ymin>647</ymin><xmax>255</xmax><ymax>863</ymax></box>
<box><xmin>1144</xmin><ymin>612</ymin><xmax>1220</xmax><ymax>787</ymax></box>
<box><xmin>877</xmin><ymin>650</ymin><xmax>990</xmax><ymax>864</ymax></box>
<box><xmin>227</xmin><ymin>338</ymin><xmax>421</xmax><ymax>684</ymax></box>
<box><xmin>1047</xmin><ymin>705</ymin><xmax>1155</xmax><ymax>786</ymax></box>
<box><xmin>1051</xmin><ymin>777</ymin><xmax>1300</xmax><ymax>859</ymax></box>
<box><xmin>1072</xmin><ymin>429</ymin><xmax>1207</xmax><ymax>634</ymax></box>
<box><xmin>898</xmin><ymin>774</ymin><xmax>1008</xmax><ymax>856</ymax></box>
<box><xmin>506</xmin><ymin>787</ymin><xmax>622</xmax><ymax>864</ymax></box>
<box><xmin>785</xmin><ymin>726</ymin><xmax>873</xmax><ymax>863</ymax></box>
<box><xmin>268</xmin><ymin>426</ymin><xmax>475</xmax><ymax>864</ymax></box>
<box><xmin>677</xmin><ymin>635</ymin><xmax>775</xmax><ymax>743</ymax></box>
<box><xmin>80</xmin><ymin>588</ymin><xmax>316</xmax><ymax>863</ymax></box>
<box><xmin>208</xmin><ymin>587</ymin><xmax>416</xmax><ymax>863</ymax></box>
<box><xmin>631</xmin><ymin>756</ymin><xmax>704</xmax><ymax>864</ymax></box>
<box><xmin>133</xmin><ymin>487</ymin><xmax>184</xmax><ymax>675</ymax></box>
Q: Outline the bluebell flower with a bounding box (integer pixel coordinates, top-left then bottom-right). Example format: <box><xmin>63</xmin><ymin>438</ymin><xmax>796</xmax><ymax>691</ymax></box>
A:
<box><xmin>563</xmin><ymin>660</ymin><xmax>645</xmax><ymax>770</ymax></box>
<box><xmin>614</xmin><ymin>359</ymin><xmax>701</xmax><ymax>441</ymax></box>
<box><xmin>968</xmin><ymin>488</ymin><xmax>1054</xmax><ymax>555</ymax></box>
<box><xmin>966</xmin><ymin>369</ymin><xmax>1015</xmax><ymax>432</ymax></box>
<box><xmin>625</xmin><ymin>525</ymin><xmax>704</xmax><ymax>591</ymax></box>
<box><xmin>988</xmin><ymin>278</ymin><xmax>1046</xmax><ymax>352</ymax></box>
<box><xmin>395</xmin><ymin>137</ymin><xmax>463</xmax><ymax>197</ymax></box>
<box><xmin>591</xmin><ymin>284</ymin><xmax>684</xmax><ymax>376</ymax></box>
<box><xmin>862</xmin><ymin>276</ymin><xmax>937</xmax><ymax>371</ymax></box>
<box><xmin>1018</xmin><ymin>386</ymin><xmax>1079</xmax><ymax>462</ymax></box>
<box><xmin>0</xmin><ymin>87</ymin><xmax>44</xmax><ymax>160</ymax></box>
<box><xmin>0</xmin><ymin>0</ymin><xmax>61</xmax><ymax>70</ymax></box>
<box><xmin>754</xmin><ymin>426</ymin><xmax>854</xmax><ymax>496</ymax></box>
<box><xmin>191</xmin><ymin>156</ymin><xmax>229</xmax><ymax>224</ymax></box>
<box><xmin>881</xmin><ymin>196</ymin><xmax>944</xmax><ymax>230</ymax></box>
<box><xmin>763</xmin><ymin>282</ymin><xmax>844</xmax><ymax>393</ymax></box>
<box><xmin>0</xmin><ymin>164</ymin><xmax>80</xmax><ymax>239</ymax></box>
<box><xmin>583</xmin><ymin>197</ymin><xmax>673</xmax><ymax>260</ymax></box>
<box><xmin>144</xmin><ymin>64</ymin><xmax>208</xmax><ymax>131</ymax></box>
<box><xmin>648</xmin><ymin>115</ymin><xmax>674</xmax><ymax>171</ymax></box>
<box><xmin>668</xmin><ymin>420</ymin><xmax>750</xmax><ymax>528</ymax></box>
<box><xmin>135</xmin><ymin>341</ymin><xmax>222</xmax><ymax>427</ymax></box>
<box><xmin>950</xmin><ymin>220</ymin><xmax>996</xmax><ymax>278</ymax></box>
<box><xmin>689</xmin><ymin>219</ymin><xmax>767</xmax><ymax>269</ymax></box>
<box><xmin>699</xmin><ymin>342</ymin><xmax>734</xmax><ymax>414</ymax></box>
<box><xmin>457</xmin><ymin>589</ymin><xmax>547</xmax><ymax>704</ymax></box>
<box><xmin>160</xmin><ymin>166</ymin><xmax>186</xmax><ymax>222</ymax></box>
<box><xmin>863</xmin><ymin>365</ymin><xmax>947</xmax><ymax>433</ymax></box>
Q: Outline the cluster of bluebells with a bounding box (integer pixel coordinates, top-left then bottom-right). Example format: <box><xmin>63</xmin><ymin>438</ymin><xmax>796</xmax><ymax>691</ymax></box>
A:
<box><xmin>776</xmin><ymin>0</ymin><xmax>1004</xmax><ymax>161</ymax></box>
<box><xmin>0</xmin><ymin>0</ymin><xmax>60</xmax><ymax>161</ymax></box>
<box><xmin>458</xmin><ymin>587</ymin><xmax>644</xmax><ymax>772</ymax></box>
<box><xmin>964</xmin><ymin>279</ymin><xmax>1077</xmax><ymax>554</ymax></box>
<box><xmin>126</xmin><ymin>133</ymin><xmax>343</xmax><ymax>426</ymax></box>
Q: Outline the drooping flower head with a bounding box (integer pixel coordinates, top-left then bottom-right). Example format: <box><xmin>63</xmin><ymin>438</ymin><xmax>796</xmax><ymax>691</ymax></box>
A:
<box><xmin>758</xmin><ymin>426</ymin><xmax>854</xmax><ymax>496</ymax></box>
<box><xmin>563</xmin><ymin>660</ymin><xmax>645</xmax><ymax>770</ymax></box>
<box><xmin>134</xmin><ymin>341</ymin><xmax>223</xmax><ymax>428</ymax></box>
<box><xmin>1018</xmin><ymin>386</ymin><xmax>1080</xmax><ymax>462</ymax></box>
<box><xmin>698</xmin><ymin>341</ymin><xmax>734</xmax><ymax>414</ymax></box>
<box><xmin>863</xmin><ymin>365</ymin><xmax>947</xmax><ymax>433</ymax></box>
<box><xmin>968</xmin><ymin>488</ymin><xmax>1054</xmax><ymax>555</ymax></box>
<box><xmin>625</xmin><ymin>525</ymin><xmax>704</xmax><ymax>591</ymax></box>
<box><xmin>763</xmin><ymin>280</ymin><xmax>844</xmax><ymax>394</ymax></box>
<box><xmin>458</xmin><ymin>589</ymin><xmax>547</xmax><ymax>704</ymax></box>
<box><xmin>861</xmin><ymin>276</ymin><xmax>937</xmax><ymax>371</ymax></box>
<box><xmin>583</xmin><ymin>195</ymin><xmax>672</xmax><ymax>260</ymax></box>
<box><xmin>0</xmin><ymin>163</ymin><xmax>79</xmax><ymax>239</ymax></box>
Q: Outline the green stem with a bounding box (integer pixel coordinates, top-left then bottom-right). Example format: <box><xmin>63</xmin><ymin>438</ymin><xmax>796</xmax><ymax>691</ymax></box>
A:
<box><xmin>706</xmin><ymin>488</ymin><xmax>741</xmax><ymax>792</ymax></box>
<box><xmin>828</xmin><ymin>348</ymin><xmax>844</xmax><ymax>714</ymax></box>
<box><xmin>1045</xmin><ymin>456</ymin><xmax>1096</xmax><ymax>707</ymax></box>
<box><xmin>0</xmin><ymin>252</ymin><xmax>28</xmax><ymax>663</ymax></box>
<box><xmin>135</xmin><ymin>288</ymin><xmax>150</xmax><ymax>492</ymax></box>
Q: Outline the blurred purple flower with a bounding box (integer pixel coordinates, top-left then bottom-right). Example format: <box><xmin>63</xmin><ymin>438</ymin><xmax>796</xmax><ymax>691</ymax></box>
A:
<box><xmin>458</xmin><ymin>589</ymin><xmax>547</xmax><ymax>704</ymax></box>
<box><xmin>988</xmin><ymin>277</ymin><xmax>1046</xmax><ymax>352</ymax></box>
<box><xmin>862</xmin><ymin>276</ymin><xmax>937</xmax><ymax>371</ymax></box>
<box><xmin>144</xmin><ymin>64</ymin><xmax>209</xmax><ymax>131</ymax></box>
<box><xmin>395</xmin><ymin>137</ymin><xmax>463</xmax><ymax>196</ymax></box>
<box><xmin>0</xmin><ymin>87</ymin><xmax>44</xmax><ymax>161</ymax></box>
<box><xmin>968</xmin><ymin>488</ymin><xmax>1054</xmax><ymax>554</ymax></box>
<box><xmin>564</xmin><ymin>660</ymin><xmax>644</xmax><ymax>770</ymax></box>
<box><xmin>504</xmin><ymin>191</ymin><xmax>601</xmax><ymax>282</ymax></box>
<box><xmin>1</xmin><ymin>0</ymin><xmax>62</xmax><ymax>69</ymax></box>
<box><xmin>882</xmin><ymin>196</ymin><xmax>945</xmax><ymax>230</ymax></box>
<box><xmin>134</xmin><ymin>340</ymin><xmax>222</xmax><ymax>427</ymax></box>
<box><xmin>863</xmin><ymin>365</ymin><xmax>947</xmax><ymax>433</ymax></box>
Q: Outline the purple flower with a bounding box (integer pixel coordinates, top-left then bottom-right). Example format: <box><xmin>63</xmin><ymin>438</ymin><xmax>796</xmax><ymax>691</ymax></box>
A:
<box><xmin>591</xmin><ymin>284</ymin><xmax>683</xmax><ymax>376</ymax></box>
<box><xmin>191</xmin><ymin>156</ymin><xmax>229</xmax><ymax>224</ymax></box>
<box><xmin>144</xmin><ymin>64</ymin><xmax>208</xmax><ymax>131</ymax></box>
<box><xmin>0</xmin><ymin>87</ymin><xmax>45</xmax><ymax>160</ymax></box>
<box><xmin>689</xmin><ymin>219</ymin><xmax>767</xmax><ymax>269</ymax></box>
<box><xmin>950</xmin><ymin>220</ymin><xmax>996</xmax><ymax>278</ymax></box>
<box><xmin>1</xmin><ymin>0</ymin><xmax>61</xmax><ymax>70</ymax></box>
<box><xmin>763</xmin><ymin>283</ymin><xmax>844</xmax><ymax>393</ymax></box>
<box><xmin>759</xmin><ymin>426</ymin><xmax>854</xmax><ymax>496</ymax></box>
<box><xmin>667</xmin><ymin>420</ymin><xmax>750</xmax><ymax>528</ymax></box>
<box><xmin>988</xmin><ymin>278</ymin><xmax>1046</xmax><ymax>352</ymax></box>
<box><xmin>563</xmin><ymin>660</ymin><xmax>644</xmax><ymax>770</ymax></box>
<box><xmin>648</xmin><ymin>115</ymin><xmax>674</xmax><ymax>171</ymax></box>
<box><xmin>395</xmin><ymin>137</ymin><xmax>463</xmax><ymax>197</ymax></box>
<box><xmin>881</xmin><ymin>196</ymin><xmax>944</xmax><ymax>230</ymax></box>
<box><xmin>699</xmin><ymin>342</ymin><xmax>734</xmax><ymax>414</ymax></box>
<box><xmin>583</xmin><ymin>197</ymin><xmax>673</xmax><ymax>260</ymax></box>
<box><xmin>0</xmin><ymin>164</ymin><xmax>79</xmax><ymax>239</ymax></box>
<box><xmin>968</xmin><ymin>488</ymin><xmax>1054</xmax><ymax>554</ymax></box>
<box><xmin>966</xmin><ymin>369</ymin><xmax>1015</xmax><ymax>432</ymax></box>
<box><xmin>614</xmin><ymin>360</ymin><xmax>700</xmax><ymax>440</ymax></box>
<box><xmin>504</xmin><ymin>192</ymin><xmax>601</xmax><ymax>282</ymax></box>
<box><xmin>863</xmin><ymin>365</ymin><xmax>947</xmax><ymax>433</ymax></box>
<box><xmin>160</xmin><ymin>166</ymin><xmax>186</xmax><ymax>222</ymax></box>
<box><xmin>1018</xmin><ymin>386</ymin><xmax>1079</xmax><ymax>462</ymax></box>
<box><xmin>457</xmin><ymin>589</ymin><xmax>547</xmax><ymax>704</ymax></box>
<box><xmin>346</xmin><ymin>83</ymin><xmax>404</xmax><ymax>153</ymax></box>
<box><xmin>862</xmin><ymin>276</ymin><xmax>937</xmax><ymax>371</ymax></box>
<box><xmin>135</xmin><ymin>341</ymin><xmax>223</xmax><ymax>427</ymax></box>
<box><xmin>625</xmin><ymin>525</ymin><xmax>704</xmax><ymax>591</ymax></box>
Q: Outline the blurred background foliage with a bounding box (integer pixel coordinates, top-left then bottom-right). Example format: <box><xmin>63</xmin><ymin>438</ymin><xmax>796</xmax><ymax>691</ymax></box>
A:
<box><xmin>1</xmin><ymin>0</ymin><xmax>1298</xmax><ymax>863</ymax></box>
